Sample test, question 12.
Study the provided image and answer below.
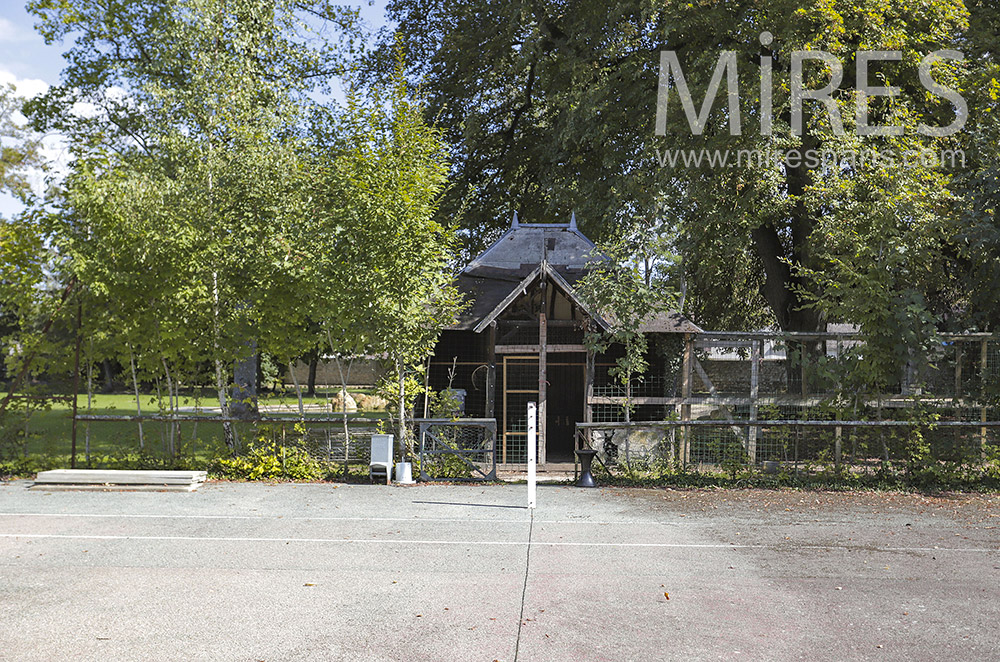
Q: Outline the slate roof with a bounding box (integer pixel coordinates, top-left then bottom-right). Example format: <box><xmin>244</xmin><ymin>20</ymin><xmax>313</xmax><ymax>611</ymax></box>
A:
<box><xmin>451</xmin><ymin>215</ymin><xmax>700</xmax><ymax>334</ymax></box>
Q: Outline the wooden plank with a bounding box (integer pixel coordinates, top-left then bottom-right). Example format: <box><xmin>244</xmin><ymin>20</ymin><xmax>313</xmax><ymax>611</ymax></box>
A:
<box><xmin>495</xmin><ymin>344</ymin><xmax>587</xmax><ymax>354</ymax></box>
<box><xmin>34</xmin><ymin>470</ymin><xmax>207</xmax><ymax>486</ymax></box>
<box><xmin>588</xmin><ymin>396</ymin><xmax>683</xmax><ymax>405</ymax></box>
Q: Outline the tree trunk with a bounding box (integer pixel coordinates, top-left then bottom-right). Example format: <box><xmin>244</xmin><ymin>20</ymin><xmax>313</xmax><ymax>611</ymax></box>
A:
<box><xmin>211</xmin><ymin>272</ymin><xmax>236</xmax><ymax>450</ymax></box>
<box><xmin>751</xmin><ymin>130</ymin><xmax>828</xmax><ymax>392</ymax></box>
<box><xmin>231</xmin><ymin>345</ymin><xmax>258</xmax><ymax>420</ymax></box>
<box><xmin>128</xmin><ymin>347</ymin><xmax>144</xmax><ymax>450</ymax></box>
<box><xmin>101</xmin><ymin>359</ymin><xmax>115</xmax><ymax>393</ymax></box>
<box><xmin>161</xmin><ymin>357</ymin><xmax>176</xmax><ymax>456</ymax></box>
<box><xmin>333</xmin><ymin>355</ymin><xmax>354</xmax><ymax>481</ymax></box>
<box><xmin>86</xmin><ymin>338</ymin><xmax>93</xmax><ymax>466</ymax></box>
<box><xmin>288</xmin><ymin>356</ymin><xmax>305</xmax><ymax>418</ymax></box>
<box><xmin>214</xmin><ymin>358</ymin><xmax>235</xmax><ymax>451</ymax></box>
<box><xmin>307</xmin><ymin>353</ymin><xmax>319</xmax><ymax>398</ymax></box>
<box><xmin>397</xmin><ymin>355</ymin><xmax>408</xmax><ymax>459</ymax></box>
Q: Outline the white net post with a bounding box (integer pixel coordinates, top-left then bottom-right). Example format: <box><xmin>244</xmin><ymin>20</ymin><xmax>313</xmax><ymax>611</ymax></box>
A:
<box><xmin>527</xmin><ymin>401</ymin><xmax>536</xmax><ymax>509</ymax></box>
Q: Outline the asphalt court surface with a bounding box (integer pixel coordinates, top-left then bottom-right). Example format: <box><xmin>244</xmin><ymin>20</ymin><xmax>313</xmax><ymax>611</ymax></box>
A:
<box><xmin>1</xmin><ymin>480</ymin><xmax>998</xmax><ymax>661</ymax></box>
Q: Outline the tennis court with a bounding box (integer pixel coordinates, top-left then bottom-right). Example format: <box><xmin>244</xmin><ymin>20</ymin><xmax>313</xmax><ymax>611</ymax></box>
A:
<box><xmin>1</xmin><ymin>481</ymin><xmax>998</xmax><ymax>661</ymax></box>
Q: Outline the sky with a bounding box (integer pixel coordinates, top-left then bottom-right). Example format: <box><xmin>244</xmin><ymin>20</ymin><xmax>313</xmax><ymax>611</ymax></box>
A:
<box><xmin>0</xmin><ymin>0</ymin><xmax>391</xmax><ymax>218</ymax></box>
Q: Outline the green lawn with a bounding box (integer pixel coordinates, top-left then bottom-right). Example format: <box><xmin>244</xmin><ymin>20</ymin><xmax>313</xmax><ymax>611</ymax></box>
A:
<box><xmin>6</xmin><ymin>389</ymin><xmax>388</xmax><ymax>467</ymax></box>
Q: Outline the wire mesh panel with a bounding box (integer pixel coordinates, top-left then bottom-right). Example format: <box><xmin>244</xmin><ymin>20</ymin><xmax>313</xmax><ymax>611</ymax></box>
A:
<box><xmin>580</xmin><ymin>416</ymin><xmax>1000</xmax><ymax>476</ymax></box>
<box><xmin>501</xmin><ymin>356</ymin><xmax>538</xmax><ymax>465</ymax></box>
<box><xmin>273</xmin><ymin>423</ymin><xmax>374</xmax><ymax>464</ymax></box>
<box><xmin>417</xmin><ymin>419</ymin><xmax>497</xmax><ymax>481</ymax></box>
<box><xmin>497</xmin><ymin>321</ymin><xmax>539</xmax><ymax>346</ymax></box>
<box><xmin>259</xmin><ymin>419</ymin><xmax>384</xmax><ymax>465</ymax></box>
<box><xmin>591</xmin><ymin>425</ymin><xmax>679</xmax><ymax>469</ymax></box>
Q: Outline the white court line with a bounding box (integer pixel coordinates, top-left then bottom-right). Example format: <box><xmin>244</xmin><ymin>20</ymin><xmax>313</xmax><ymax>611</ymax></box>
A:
<box><xmin>0</xmin><ymin>533</ymin><xmax>996</xmax><ymax>552</ymax></box>
<box><xmin>0</xmin><ymin>512</ymin><xmax>676</xmax><ymax>526</ymax></box>
<box><xmin>0</xmin><ymin>533</ymin><xmax>751</xmax><ymax>547</ymax></box>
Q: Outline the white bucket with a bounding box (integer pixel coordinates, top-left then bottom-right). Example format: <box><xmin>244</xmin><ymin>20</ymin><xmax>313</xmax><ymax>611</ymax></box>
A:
<box><xmin>395</xmin><ymin>461</ymin><xmax>416</xmax><ymax>484</ymax></box>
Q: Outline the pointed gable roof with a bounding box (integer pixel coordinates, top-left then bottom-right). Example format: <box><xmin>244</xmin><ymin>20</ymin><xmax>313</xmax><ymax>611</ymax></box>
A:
<box><xmin>451</xmin><ymin>214</ymin><xmax>700</xmax><ymax>334</ymax></box>
<box><xmin>462</xmin><ymin>213</ymin><xmax>598</xmax><ymax>279</ymax></box>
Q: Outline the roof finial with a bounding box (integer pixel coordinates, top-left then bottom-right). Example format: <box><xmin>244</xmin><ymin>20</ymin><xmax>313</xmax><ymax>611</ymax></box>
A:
<box><xmin>569</xmin><ymin>210</ymin><xmax>577</xmax><ymax>229</ymax></box>
<box><xmin>512</xmin><ymin>210</ymin><xmax>520</xmax><ymax>228</ymax></box>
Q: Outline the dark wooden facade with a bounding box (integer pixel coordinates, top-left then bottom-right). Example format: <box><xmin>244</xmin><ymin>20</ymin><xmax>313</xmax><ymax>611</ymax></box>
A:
<box><xmin>427</xmin><ymin>215</ymin><xmax>700</xmax><ymax>467</ymax></box>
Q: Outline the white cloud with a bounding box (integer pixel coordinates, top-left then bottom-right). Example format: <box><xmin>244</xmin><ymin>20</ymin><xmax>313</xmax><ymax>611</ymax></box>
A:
<box><xmin>0</xmin><ymin>68</ymin><xmax>49</xmax><ymax>99</ymax></box>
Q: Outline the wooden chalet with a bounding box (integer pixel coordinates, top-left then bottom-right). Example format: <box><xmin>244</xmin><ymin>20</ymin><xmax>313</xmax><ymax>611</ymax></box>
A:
<box><xmin>426</xmin><ymin>214</ymin><xmax>700</xmax><ymax>469</ymax></box>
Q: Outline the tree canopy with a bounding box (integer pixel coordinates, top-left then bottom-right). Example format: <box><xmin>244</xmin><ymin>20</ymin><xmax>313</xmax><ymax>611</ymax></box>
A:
<box><xmin>378</xmin><ymin>0</ymin><xmax>998</xmax><ymax>349</ymax></box>
<box><xmin>8</xmin><ymin>0</ymin><xmax>462</xmax><ymax>446</ymax></box>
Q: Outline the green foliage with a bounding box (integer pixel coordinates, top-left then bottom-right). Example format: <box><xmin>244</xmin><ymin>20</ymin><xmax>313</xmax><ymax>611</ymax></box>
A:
<box><xmin>417</xmin><ymin>454</ymin><xmax>473</xmax><ymax>480</ymax></box>
<box><xmin>427</xmin><ymin>388</ymin><xmax>463</xmax><ymax>420</ymax></box>
<box><xmin>312</xmin><ymin>60</ymin><xmax>464</xmax><ymax>455</ymax></box>
<box><xmin>22</xmin><ymin>1</ymin><xmax>462</xmax><ymax>458</ymax></box>
<box><xmin>0</xmin><ymin>84</ymin><xmax>43</xmax><ymax>202</ymax></box>
<box><xmin>593</xmin><ymin>458</ymin><xmax>1000</xmax><ymax>492</ymax></box>
<box><xmin>381</xmin><ymin>0</ymin><xmax>993</xmax><ymax>341</ymax></box>
<box><xmin>209</xmin><ymin>439</ymin><xmax>327</xmax><ymax>481</ymax></box>
<box><xmin>0</xmin><ymin>454</ymin><xmax>60</xmax><ymax>479</ymax></box>
<box><xmin>23</xmin><ymin>0</ymin><xmax>364</xmax><ymax>444</ymax></box>
<box><xmin>577</xmin><ymin>237</ymin><xmax>674</xmax><ymax>419</ymax></box>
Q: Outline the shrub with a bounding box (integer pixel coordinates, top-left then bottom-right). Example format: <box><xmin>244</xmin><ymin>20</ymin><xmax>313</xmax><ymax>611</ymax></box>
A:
<box><xmin>209</xmin><ymin>440</ymin><xmax>326</xmax><ymax>481</ymax></box>
<box><xmin>0</xmin><ymin>454</ymin><xmax>60</xmax><ymax>479</ymax></box>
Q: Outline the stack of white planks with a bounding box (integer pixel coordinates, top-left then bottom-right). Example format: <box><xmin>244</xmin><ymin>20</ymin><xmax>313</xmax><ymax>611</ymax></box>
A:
<box><xmin>32</xmin><ymin>470</ymin><xmax>208</xmax><ymax>492</ymax></box>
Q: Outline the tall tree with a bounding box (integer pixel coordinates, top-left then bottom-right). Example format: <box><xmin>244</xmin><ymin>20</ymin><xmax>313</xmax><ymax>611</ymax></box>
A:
<box><xmin>378</xmin><ymin>0</ymin><xmax>983</xmax><ymax>348</ymax></box>
<box><xmin>28</xmin><ymin>0</ymin><xmax>360</xmax><ymax>446</ymax></box>
<box><xmin>310</xmin><ymin>71</ymin><xmax>463</xmax><ymax>458</ymax></box>
<box><xmin>0</xmin><ymin>84</ymin><xmax>49</xmax><ymax>391</ymax></box>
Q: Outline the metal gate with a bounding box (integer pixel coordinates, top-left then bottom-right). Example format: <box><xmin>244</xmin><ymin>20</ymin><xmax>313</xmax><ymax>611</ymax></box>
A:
<box><xmin>417</xmin><ymin>418</ymin><xmax>497</xmax><ymax>481</ymax></box>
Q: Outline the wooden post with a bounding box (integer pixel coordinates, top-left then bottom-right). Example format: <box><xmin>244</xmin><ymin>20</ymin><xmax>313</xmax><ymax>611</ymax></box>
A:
<box><xmin>681</xmin><ymin>333</ymin><xmax>693</xmax><ymax>467</ymax></box>
<box><xmin>954</xmin><ymin>341</ymin><xmax>963</xmax><ymax>406</ymax></box>
<box><xmin>584</xmin><ymin>349</ymin><xmax>595</xmax><ymax>425</ymax></box>
<box><xmin>537</xmin><ymin>264</ymin><xmax>549</xmax><ymax>467</ymax></box>
<box><xmin>502</xmin><ymin>357</ymin><xmax>508</xmax><ymax>465</ymax></box>
<box><xmin>748</xmin><ymin>339</ymin><xmax>760</xmax><ymax>465</ymax></box>
<box><xmin>584</xmin><ymin>348</ymin><xmax>595</xmax><ymax>458</ymax></box>
<box><xmin>834</xmin><ymin>424</ymin><xmax>842</xmax><ymax>472</ymax></box>
<box><xmin>486</xmin><ymin>322</ymin><xmax>497</xmax><ymax>418</ymax></box>
<box><xmin>982</xmin><ymin>339</ymin><xmax>989</xmax><ymax>451</ymax></box>
<box><xmin>800</xmin><ymin>342</ymin><xmax>808</xmax><ymax>399</ymax></box>
<box><xmin>539</xmin><ymin>308</ymin><xmax>548</xmax><ymax>467</ymax></box>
